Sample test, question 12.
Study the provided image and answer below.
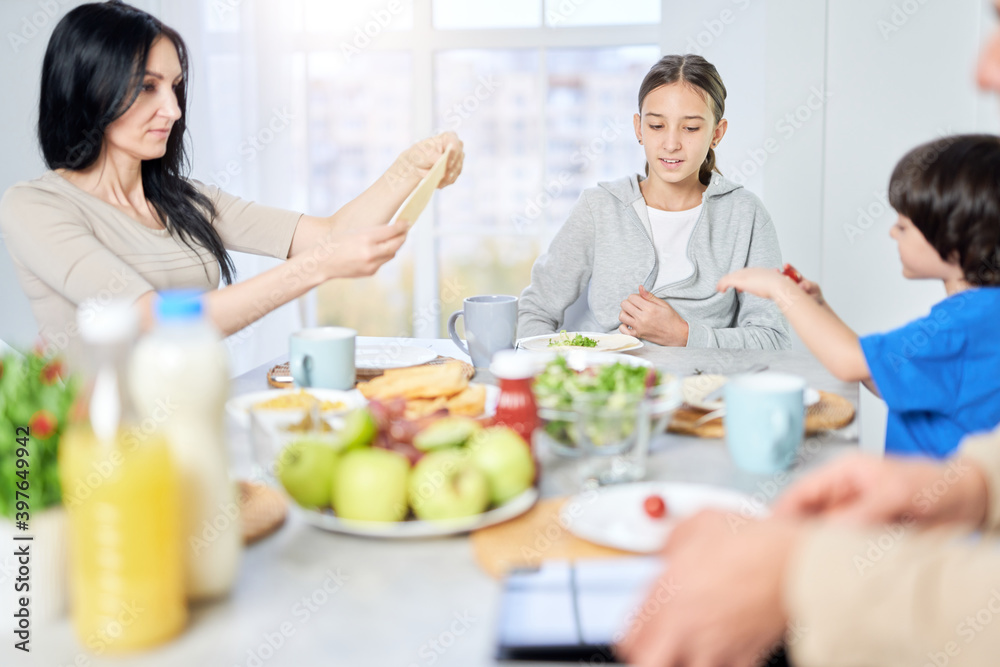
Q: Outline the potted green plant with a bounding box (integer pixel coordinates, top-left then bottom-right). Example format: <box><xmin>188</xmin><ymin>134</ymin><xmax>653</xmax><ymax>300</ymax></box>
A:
<box><xmin>0</xmin><ymin>349</ymin><xmax>77</xmax><ymax>625</ymax></box>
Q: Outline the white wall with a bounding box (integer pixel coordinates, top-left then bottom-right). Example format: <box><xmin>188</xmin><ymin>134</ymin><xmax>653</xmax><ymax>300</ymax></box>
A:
<box><xmin>0</xmin><ymin>0</ymin><xmax>159</xmax><ymax>350</ymax></box>
<box><xmin>822</xmin><ymin>0</ymin><xmax>995</xmax><ymax>339</ymax></box>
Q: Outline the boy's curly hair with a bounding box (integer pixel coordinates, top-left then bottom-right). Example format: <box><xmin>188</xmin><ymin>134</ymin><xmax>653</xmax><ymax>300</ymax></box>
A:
<box><xmin>889</xmin><ymin>134</ymin><xmax>1000</xmax><ymax>286</ymax></box>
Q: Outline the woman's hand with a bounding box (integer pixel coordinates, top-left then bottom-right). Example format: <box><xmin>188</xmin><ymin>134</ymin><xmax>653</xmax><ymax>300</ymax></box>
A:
<box><xmin>618</xmin><ymin>285</ymin><xmax>689</xmax><ymax>346</ymax></box>
<box><xmin>395</xmin><ymin>131</ymin><xmax>465</xmax><ymax>188</ymax></box>
<box><xmin>617</xmin><ymin>511</ymin><xmax>799</xmax><ymax>667</ymax></box>
<box><xmin>772</xmin><ymin>453</ymin><xmax>990</xmax><ymax>528</ymax></box>
<box><xmin>314</xmin><ymin>222</ymin><xmax>409</xmax><ymax>280</ymax></box>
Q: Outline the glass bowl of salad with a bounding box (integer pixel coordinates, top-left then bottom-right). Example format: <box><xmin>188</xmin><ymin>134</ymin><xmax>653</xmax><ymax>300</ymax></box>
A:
<box><xmin>531</xmin><ymin>354</ymin><xmax>682</xmax><ymax>482</ymax></box>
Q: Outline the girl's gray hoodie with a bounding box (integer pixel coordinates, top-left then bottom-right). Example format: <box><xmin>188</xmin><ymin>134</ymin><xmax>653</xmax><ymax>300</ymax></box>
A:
<box><xmin>517</xmin><ymin>172</ymin><xmax>791</xmax><ymax>349</ymax></box>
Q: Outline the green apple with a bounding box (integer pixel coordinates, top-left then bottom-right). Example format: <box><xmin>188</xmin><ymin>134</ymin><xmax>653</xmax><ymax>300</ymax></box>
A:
<box><xmin>334</xmin><ymin>408</ymin><xmax>377</xmax><ymax>450</ymax></box>
<box><xmin>408</xmin><ymin>450</ymin><xmax>489</xmax><ymax>521</ymax></box>
<box><xmin>413</xmin><ymin>416</ymin><xmax>482</xmax><ymax>452</ymax></box>
<box><xmin>331</xmin><ymin>448</ymin><xmax>410</xmax><ymax>522</ymax></box>
<box><xmin>277</xmin><ymin>438</ymin><xmax>339</xmax><ymax>508</ymax></box>
<box><xmin>469</xmin><ymin>427</ymin><xmax>535</xmax><ymax>505</ymax></box>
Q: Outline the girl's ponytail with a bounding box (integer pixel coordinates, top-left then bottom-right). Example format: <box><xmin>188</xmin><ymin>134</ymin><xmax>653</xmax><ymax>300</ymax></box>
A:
<box><xmin>700</xmin><ymin>147</ymin><xmax>717</xmax><ymax>186</ymax></box>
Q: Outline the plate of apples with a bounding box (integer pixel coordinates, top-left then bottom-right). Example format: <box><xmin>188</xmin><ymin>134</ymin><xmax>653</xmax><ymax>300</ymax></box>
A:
<box><xmin>261</xmin><ymin>400</ymin><xmax>539</xmax><ymax>537</ymax></box>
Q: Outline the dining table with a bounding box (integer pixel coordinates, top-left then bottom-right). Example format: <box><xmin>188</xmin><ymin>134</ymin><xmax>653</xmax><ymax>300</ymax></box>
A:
<box><xmin>18</xmin><ymin>337</ymin><xmax>860</xmax><ymax>667</ymax></box>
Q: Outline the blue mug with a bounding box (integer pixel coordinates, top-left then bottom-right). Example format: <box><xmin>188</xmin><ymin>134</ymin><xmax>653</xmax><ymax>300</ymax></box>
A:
<box><xmin>723</xmin><ymin>372</ymin><xmax>805</xmax><ymax>474</ymax></box>
<box><xmin>289</xmin><ymin>327</ymin><xmax>356</xmax><ymax>390</ymax></box>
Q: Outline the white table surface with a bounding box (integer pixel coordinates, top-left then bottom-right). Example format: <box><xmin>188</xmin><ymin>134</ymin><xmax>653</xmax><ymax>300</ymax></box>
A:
<box><xmin>18</xmin><ymin>338</ymin><xmax>858</xmax><ymax>667</ymax></box>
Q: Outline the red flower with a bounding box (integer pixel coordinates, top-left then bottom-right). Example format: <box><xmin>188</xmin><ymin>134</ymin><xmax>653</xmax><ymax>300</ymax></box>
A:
<box><xmin>29</xmin><ymin>410</ymin><xmax>57</xmax><ymax>439</ymax></box>
<box><xmin>40</xmin><ymin>361</ymin><xmax>64</xmax><ymax>385</ymax></box>
<box><xmin>0</xmin><ymin>358</ymin><xmax>4</xmax><ymax>382</ymax></box>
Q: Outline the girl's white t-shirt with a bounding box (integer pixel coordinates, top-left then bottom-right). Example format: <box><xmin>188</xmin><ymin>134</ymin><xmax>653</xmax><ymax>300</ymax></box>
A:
<box><xmin>648</xmin><ymin>203</ymin><xmax>702</xmax><ymax>291</ymax></box>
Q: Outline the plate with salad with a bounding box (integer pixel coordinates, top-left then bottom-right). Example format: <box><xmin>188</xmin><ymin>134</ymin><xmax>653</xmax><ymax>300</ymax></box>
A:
<box><xmin>517</xmin><ymin>331</ymin><xmax>643</xmax><ymax>353</ymax></box>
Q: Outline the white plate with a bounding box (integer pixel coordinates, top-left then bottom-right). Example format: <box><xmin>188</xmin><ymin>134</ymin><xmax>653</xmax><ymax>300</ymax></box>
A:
<box><xmin>226</xmin><ymin>388</ymin><xmax>366</xmax><ymax>427</ymax></box>
<box><xmin>682</xmin><ymin>375</ymin><xmax>821</xmax><ymax>412</ymax></box>
<box><xmin>294</xmin><ymin>486</ymin><xmax>538</xmax><ymax>538</ymax></box>
<box><xmin>518</xmin><ymin>332</ymin><xmax>643</xmax><ymax>353</ymax></box>
<box><xmin>561</xmin><ymin>482</ymin><xmax>769</xmax><ymax>554</ymax></box>
<box><xmin>355</xmin><ymin>345</ymin><xmax>438</xmax><ymax>370</ymax></box>
<box><xmin>518</xmin><ymin>349</ymin><xmax>653</xmax><ymax>374</ymax></box>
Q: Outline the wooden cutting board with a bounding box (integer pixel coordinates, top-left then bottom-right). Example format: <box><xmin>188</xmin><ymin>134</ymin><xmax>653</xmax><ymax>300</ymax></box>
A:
<box><xmin>267</xmin><ymin>356</ymin><xmax>474</xmax><ymax>388</ymax></box>
<box><xmin>470</xmin><ymin>497</ymin><xmax>635</xmax><ymax>579</ymax></box>
<box><xmin>668</xmin><ymin>390</ymin><xmax>856</xmax><ymax>439</ymax></box>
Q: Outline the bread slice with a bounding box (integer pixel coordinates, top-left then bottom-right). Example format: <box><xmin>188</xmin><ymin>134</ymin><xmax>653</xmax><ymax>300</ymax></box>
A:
<box><xmin>357</xmin><ymin>360</ymin><xmax>469</xmax><ymax>400</ymax></box>
<box><xmin>445</xmin><ymin>384</ymin><xmax>487</xmax><ymax>417</ymax></box>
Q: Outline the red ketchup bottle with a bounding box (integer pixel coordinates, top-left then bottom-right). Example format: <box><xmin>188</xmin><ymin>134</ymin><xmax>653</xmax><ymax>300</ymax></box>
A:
<box><xmin>489</xmin><ymin>350</ymin><xmax>539</xmax><ymax>447</ymax></box>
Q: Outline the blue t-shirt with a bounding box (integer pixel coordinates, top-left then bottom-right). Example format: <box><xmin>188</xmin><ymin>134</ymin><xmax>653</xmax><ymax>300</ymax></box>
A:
<box><xmin>860</xmin><ymin>288</ymin><xmax>1000</xmax><ymax>458</ymax></box>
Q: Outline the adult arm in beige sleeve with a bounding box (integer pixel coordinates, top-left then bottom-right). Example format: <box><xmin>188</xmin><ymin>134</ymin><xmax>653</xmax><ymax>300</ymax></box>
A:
<box><xmin>0</xmin><ymin>185</ymin><xmax>155</xmax><ymax>305</ymax></box>
<box><xmin>134</xmin><ymin>220</ymin><xmax>408</xmax><ymax>336</ymax></box>
<box><xmin>195</xmin><ymin>182</ymin><xmax>303</xmax><ymax>259</ymax></box>
<box><xmin>958</xmin><ymin>429</ymin><xmax>1000</xmax><ymax>533</ymax></box>
<box><xmin>786</xmin><ymin>525</ymin><xmax>1000</xmax><ymax>667</ymax></box>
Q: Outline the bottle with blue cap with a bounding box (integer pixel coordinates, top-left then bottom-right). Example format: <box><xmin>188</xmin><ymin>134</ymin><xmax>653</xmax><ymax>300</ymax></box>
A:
<box><xmin>129</xmin><ymin>289</ymin><xmax>242</xmax><ymax>600</ymax></box>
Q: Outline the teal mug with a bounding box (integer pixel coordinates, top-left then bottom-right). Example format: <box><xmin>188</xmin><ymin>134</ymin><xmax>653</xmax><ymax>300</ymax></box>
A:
<box><xmin>289</xmin><ymin>327</ymin><xmax>356</xmax><ymax>390</ymax></box>
<box><xmin>723</xmin><ymin>372</ymin><xmax>805</xmax><ymax>474</ymax></box>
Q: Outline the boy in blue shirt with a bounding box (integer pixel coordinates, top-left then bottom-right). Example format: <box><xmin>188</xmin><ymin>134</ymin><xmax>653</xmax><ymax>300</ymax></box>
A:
<box><xmin>717</xmin><ymin>134</ymin><xmax>1000</xmax><ymax>457</ymax></box>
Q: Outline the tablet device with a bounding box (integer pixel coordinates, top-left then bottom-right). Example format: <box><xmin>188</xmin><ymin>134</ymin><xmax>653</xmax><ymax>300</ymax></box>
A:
<box><xmin>494</xmin><ymin>558</ymin><xmax>790</xmax><ymax>665</ymax></box>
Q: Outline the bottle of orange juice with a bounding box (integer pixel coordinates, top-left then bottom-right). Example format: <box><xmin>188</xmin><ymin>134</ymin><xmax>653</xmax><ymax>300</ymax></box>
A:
<box><xmin>60</xmin><ymin>302</ymin><xmax>186</xmax><ymax>653</ymax></box>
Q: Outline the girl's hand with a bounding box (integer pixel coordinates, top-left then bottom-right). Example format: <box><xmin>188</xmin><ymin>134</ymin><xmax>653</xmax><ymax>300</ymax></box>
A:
<box><xmin>716</xmin><ymin>267</ymin><xmax>793</xmax><ymax>300</ymax></box>
<box><xmin>618</xmin><ymin>285</ymin><xmax>689</xmax><ymax>346</ymax></box>
<box><xmin>396</xmin><ymin>132</ymin><xmax>465</xmax><ymax>187</ymax></box>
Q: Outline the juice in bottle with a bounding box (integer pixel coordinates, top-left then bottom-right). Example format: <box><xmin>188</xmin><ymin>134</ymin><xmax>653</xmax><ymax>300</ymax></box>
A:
<box><xmin>130</xmin><ymin>290</ymin><xmax>241</xmax><ymax>600</ymax></box>
<box><xmin>59</xmin><ymin>302</ymin><xmax>186</xmax><ymax>653</ymax></box>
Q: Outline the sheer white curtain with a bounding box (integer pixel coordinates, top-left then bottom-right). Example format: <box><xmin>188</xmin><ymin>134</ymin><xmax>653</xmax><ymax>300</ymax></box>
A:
<box><xmin>158</xmin><ymin>0</ymin><xmax>310</xmax><ymax>377</ymax></box>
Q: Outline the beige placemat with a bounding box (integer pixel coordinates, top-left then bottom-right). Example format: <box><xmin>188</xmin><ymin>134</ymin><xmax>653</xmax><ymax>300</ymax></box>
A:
<box><xmin>470</xmin><ymin>497</ymin><xmax>634</xmax><ymax>579</ymax></box>
<box><xmin>668</xmin><ymin>390</ymin><xmax>856</xmax><ymax>439</ymax></box>
<box><xmin>267</xmin><ymin>356</ymin><xmax>474</xmax><ymax>389</ymax></box>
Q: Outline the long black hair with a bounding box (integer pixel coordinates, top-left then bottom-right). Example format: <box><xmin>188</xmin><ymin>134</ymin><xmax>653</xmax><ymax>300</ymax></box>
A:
<box><xmin>889</xmin><ymin>134</ymin><xmax>1000</xmax><ymax>286</ymax></box>
<box><xmin>38</xmin><ymin>0</ymin><xmax>235</xmax><ymax>284</ymax></box>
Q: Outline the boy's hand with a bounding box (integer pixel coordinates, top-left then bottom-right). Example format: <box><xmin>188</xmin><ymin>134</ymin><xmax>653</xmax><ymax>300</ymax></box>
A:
<box><xmin>618</xmin><ymin>285</ymin><xmax>689</xmax><ymax>346</ymax></box>
<box><xmin>716</xmin><ymin>267</ymin><xmax>794</xmax><ymax>300</ymax></box>
<box><xmin>798</xmin><ymin>278</ymin><xmax>827</xmax><ymax>307</ymax></box>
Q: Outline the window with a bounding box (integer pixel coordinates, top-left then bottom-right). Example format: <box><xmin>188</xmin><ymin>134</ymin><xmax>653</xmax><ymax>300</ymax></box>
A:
<box><xmin>200</xmin><ymin>0</ymin><xmax>662</xmax><ymax>338</ymax></box>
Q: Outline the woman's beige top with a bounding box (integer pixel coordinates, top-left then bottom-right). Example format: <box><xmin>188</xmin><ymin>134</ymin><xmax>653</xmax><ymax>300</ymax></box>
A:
<box><xmin>0</xmin><ymin>171</ymin><xmax>301</xmax><ymax>349</ymax></box>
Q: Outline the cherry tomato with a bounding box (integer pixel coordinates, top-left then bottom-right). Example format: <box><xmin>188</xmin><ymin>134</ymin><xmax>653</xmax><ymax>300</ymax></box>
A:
<box><xmin>643</xmin><ymin>494</ymin><xmax>668</xmax><ymax>519</ymax></box>
<box><xmin>781</xmin><ymin>263</ymin><xmax>804</xmax><ymax>284</ymax></box>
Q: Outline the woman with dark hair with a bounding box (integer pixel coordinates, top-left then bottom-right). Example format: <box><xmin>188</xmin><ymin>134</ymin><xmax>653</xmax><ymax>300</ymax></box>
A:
<box><xmin>517</xmin><ymin>54</ymin><xmax>790</xmax><ymax>349</ymax></box>
<box><xmin>0</xmin><ymin>0</ymin><xmax>463</xmax><ymax>350</ymax></box>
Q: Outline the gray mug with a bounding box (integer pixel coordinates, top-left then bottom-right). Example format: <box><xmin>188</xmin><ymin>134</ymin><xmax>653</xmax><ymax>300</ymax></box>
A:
<box><xmin>447</xmin><ymin>295</ymin><xmax>518</xmax><ymax>368</ymax></box>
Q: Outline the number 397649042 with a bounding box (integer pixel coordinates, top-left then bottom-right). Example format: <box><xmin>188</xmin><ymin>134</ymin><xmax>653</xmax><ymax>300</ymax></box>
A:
<box><xmin>15</xmin><ymin>426</ymin><xmax>30</xmax><ymax>522</ymax></box>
